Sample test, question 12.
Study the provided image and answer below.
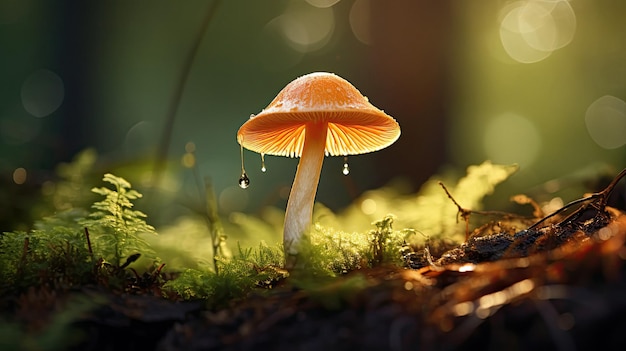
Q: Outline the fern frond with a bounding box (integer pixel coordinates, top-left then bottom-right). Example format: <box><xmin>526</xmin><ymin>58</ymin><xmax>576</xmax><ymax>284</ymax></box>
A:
<box><xmin>80</xmin><ymin>173</ymin><xmax>157</xmax><ymax>267</ymax></box>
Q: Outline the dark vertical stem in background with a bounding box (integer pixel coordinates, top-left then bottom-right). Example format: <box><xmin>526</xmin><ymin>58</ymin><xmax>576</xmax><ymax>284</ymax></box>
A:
<box><xmin>58</xmin><ymin>1</ymin><xmax>94</xmax><ymax>166</ymax></box>
<box><xmin>369</xmin><ymin>1</ymin><xmax>451</xmax><ymax>191</ymax></box>
<box><xmin>152</xmin><ymin>1</ymin><xmax>221</xmax><ymax>186</ymax></box>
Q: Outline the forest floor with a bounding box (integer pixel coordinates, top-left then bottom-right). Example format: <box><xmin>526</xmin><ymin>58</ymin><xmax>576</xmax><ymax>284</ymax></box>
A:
<box><xmin>79</xmin><ymin>215</ymin><xmax>626</xmax><ymax>351</ymax></box>
<box><xmin>4</xmin><ymin>170</ymin><xmax>626</xmax><ymax>351</ymax></box>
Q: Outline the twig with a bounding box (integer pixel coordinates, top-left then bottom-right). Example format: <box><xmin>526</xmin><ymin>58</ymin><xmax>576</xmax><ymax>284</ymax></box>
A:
<box><xmin>17</xmin><ymin>237</ymin><xmax>29</xmax><ymax>277</ymax></box>
<box><xmin>84</xmin><ymin>227</ymin><xmax>94</xmax><ymax>260</ymax></box>
<box><xmin>439</xmin><ymin>182</ymin><xmax>472</xmax><ymax>239</ymax></box>
<box><xmin>439</xmin><ymin>182</ymin><xmax>534</xmax><ymax>240</ymax></box>
<box><xmin>187</xmin><ymin>147</ymin><xmax>225</xmax><ymax>274</ymax></box>
<box><xmin>528</xmin><ymin>168</ymin><xmax>626</xmax><ymax>230</ymax></box>
<box><xmin>510</xmin><ymin>194</ymin><xmax>544</xmax><ymax>218</ymax></box>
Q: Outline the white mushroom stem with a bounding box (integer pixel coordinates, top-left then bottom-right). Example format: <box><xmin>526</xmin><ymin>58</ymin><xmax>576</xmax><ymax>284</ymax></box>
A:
<box><xmin>283</xmin><ymin>122</ymin><xmax>328</xmax><ymax>268</ymax></box>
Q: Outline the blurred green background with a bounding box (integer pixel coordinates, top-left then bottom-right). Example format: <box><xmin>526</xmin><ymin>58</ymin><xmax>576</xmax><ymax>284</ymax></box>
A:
<box><xmin>1</xmin><ymin>0</ymin><xmax>625</xmax><ymax>231</ymax></box>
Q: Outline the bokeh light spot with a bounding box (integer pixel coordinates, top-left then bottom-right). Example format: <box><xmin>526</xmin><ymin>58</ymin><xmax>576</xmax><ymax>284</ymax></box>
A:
<box><xmin>349</xmin><ymin>0</ymin><xmax>371</xmax><ymax>45</ymax></box>
<box><xmin>21</xmin><ymin>69</ymin><xmax>64</xmax><ymax>118</ymax></box>
<box><xmin>0</xmin><ymin>112</ymin><xmax>41</xmax><ymax>145</ymax></box>
<box><xmin>185</xmin><ymin>141</ymin><xmax>196</xmax><ymax>153</ymax></box>
<box><xmin>270</xmin><ymin>2</ymin><xmax>335</xmax><ymax>53</ymax></box>
<box><xmin>499</xmin><ymin>0</ymin><xmax>576</xmax><ymax>63</ymax></box>
<box><xmin>585</xmin><ymin>95</ymin><xmax>626</xmax><ymax>149</ymax></box>
<box><xmin>361</xmin><ymin>198</ymin><xmax>377</xmax><ymax>215</ymax></box>
<box><xmin>259</xmin><ymin>18</ymin><xmax>304</xmax><ymax>71</ymax></box>
<box><xmin>12</xmin><ymin>167</ymin><xmax>27</xmax><ymax>185</ymax></box>
<box><xmin>124</xmin><ymin>121</ymin><xmax>155</xmax><ymax>155</ymax></box>
<box><xmin>181</xmin><ymin>153</ymin><xmax>195</xmax><ymax>168</ymax></box>
<box><xmin>483</xmin><ymin>113</ymin><xmax>541</xmax><ymax>167</ymax></box>
<box><xmin>305</xmin><ymin>0</ymin><xmax>340</xmax><ymax>8</ymax></box>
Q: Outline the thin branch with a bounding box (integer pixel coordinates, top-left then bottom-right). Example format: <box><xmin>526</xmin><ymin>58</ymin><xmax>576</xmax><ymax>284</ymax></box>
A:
<box><xmin>439</xmin><ymin>182</ymin><xmax>531</xmax><ymax>240</ymax></box>
<box><xmin>152</xmin><ymin>1</ymin><xmax>222</xmax><ymax>186</ymax></box>
<box><xmin>84</xmin><ymin>227</ymin><xmax>94</xmax><ymax>260</ymax></box>
<box><xmin>528</xmin><ymin>168</ymin><xmax>626</xmax><ymax>230</ymax></box>
<box><xmin>17</xmin><ymin>237</ymin><xmax>30</xmax><ymax>277</ymax></box>
<box><xmin>439</xmin><ymin>182</ymin><xmax>472</xmax><ymax>239</ymax></box>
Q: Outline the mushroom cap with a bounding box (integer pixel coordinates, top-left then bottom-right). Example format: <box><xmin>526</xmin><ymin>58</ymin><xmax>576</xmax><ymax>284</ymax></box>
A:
<box><xmin>237</xmin><ymin>72</ymin><xmax>401</xmax><ymax>158</ymax></box>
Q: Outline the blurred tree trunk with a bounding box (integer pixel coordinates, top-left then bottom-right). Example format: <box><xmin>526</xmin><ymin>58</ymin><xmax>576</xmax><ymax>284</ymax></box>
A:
<box><xmin>57</xmin><ymin>1</ymin><xmax>95</xmax><ymax>164</ymax></box>
<box><xmin>369</xmin><ymin>0</ymin><xmax>452</xmax><ymax>190</ymax></box>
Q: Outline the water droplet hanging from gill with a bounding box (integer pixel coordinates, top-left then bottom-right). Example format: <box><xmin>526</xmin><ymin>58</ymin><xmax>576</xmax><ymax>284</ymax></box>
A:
<box><xmin>261</xmin><ymin>153</ymin><xmax>266</xmax><ymax>172</ymax></box>
<box><xmin>239</xmin><ymin>173</ymin><xmax>250</xmax><ymax>189</ymax></box>
<box><xmin>239</xmin><ymin>144</ymin><xmax>250</xmax><ymax>189</ymax></box>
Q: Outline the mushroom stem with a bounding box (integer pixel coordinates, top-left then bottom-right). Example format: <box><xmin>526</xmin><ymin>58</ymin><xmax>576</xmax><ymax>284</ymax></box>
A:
<box><xmin>283</xmin><ymin>122</ymin><xmax>328</xmax><ymax>268</ymax></box>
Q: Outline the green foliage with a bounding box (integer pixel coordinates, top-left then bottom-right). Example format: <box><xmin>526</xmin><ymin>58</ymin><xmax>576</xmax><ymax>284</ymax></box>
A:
<box><xmin>145</xmin><ymin>217</ymin><xmax>214</xmax><ymax>271</ymax></box>
<box><xmin>316</xmin><ymin>161</ymin><xmax>518</xmax><ymax>243</ymax></box>
<box><xmin>203</xmin><ymin>177</ymin><xmax>232</xmax><ymax>265</ymax></box>
<box><xmin>299</xmin><ymin>214</ymin><xmax>409</xmax><ymax>276</ymax></box>
<box><xmin>164</xmin><ymin>213</ymin><xmax>412</xmax><ymax>305</ymax></box>
<box><xmin>164</xmin><ymin>242</ymin><xmax>286</xmax><ymax>306</ymax></box>
<box><xmin>47</xmin><ymin>148</ymin><xmax>99</xmax><ymax>212</ymax></box>
<box><xmin>80</xmin><ymin>173</ymin><xmax>157</xmax><ymax>267</ymax></box>
<box><xmin>0</xmin><ymin>172</ymin><xmax>158</xmax><ymax>295</ymax></box>
<box><xmin>1</xmin><ymin>156</ymin><xmax>518</xmax><ymax>316</ymax></box>
<box><xmin>0</xmin><ymin>209</ymin><xmax>93</xmax><ymax>294</ymax></box>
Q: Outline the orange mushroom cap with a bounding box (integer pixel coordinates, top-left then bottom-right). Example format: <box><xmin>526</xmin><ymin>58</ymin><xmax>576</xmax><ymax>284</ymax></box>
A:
<box><xmin>237</xmin><ymin>72</ymin><xmax>400</xmax><ymax>158</ymax></box>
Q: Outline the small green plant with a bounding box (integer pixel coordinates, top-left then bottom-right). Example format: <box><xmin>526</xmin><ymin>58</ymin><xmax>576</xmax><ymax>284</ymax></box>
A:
<box><xmin>367</xmin><ymin>215</ymin><xmax>406</xmax><ymax>266</ymax></box>
<box><xmin>81</xmin><ymin>173</ymin><xmax>157</xmax><ymax>267</ymax></box>
<box><xmin>298</xmin><ymin>224</ymin><xmax>366</xmax><ymax>276</ymax></box>
<box><xmin>164</xmin><ymin>241</ymin><xmax>285</xmax><ymax>306</ymax></box>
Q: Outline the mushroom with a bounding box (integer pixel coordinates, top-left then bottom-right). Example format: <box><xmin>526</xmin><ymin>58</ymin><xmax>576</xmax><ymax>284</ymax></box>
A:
<box><xmin>237</xmin><ymin>72</ymin><xmax>400</xmax><ymax>269</ymax></box>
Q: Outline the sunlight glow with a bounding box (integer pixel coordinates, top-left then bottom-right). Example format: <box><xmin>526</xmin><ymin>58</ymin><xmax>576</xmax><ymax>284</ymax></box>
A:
<box><xmin>499</xmin><ymin>0</ymin><xmax>576</xmax><ymax>63</ymax></box>
<box><xmin>584</xmin><ymin>95</ymin><xmax>626</xmax><ymax>149</ymax></box>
